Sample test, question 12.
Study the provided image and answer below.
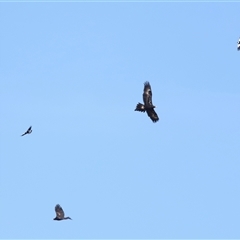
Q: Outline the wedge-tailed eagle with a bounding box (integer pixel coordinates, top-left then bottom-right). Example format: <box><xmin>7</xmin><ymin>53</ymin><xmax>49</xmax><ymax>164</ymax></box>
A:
<box><xmin>21</xmin><ymin>126</ymin><xmax>32</xmax><ymax>136</ymax></box>
<box><xmin>135</xmin><ymin>82</ymin><xmax>159</xmax><ymax>122</ymax></box>
<box><xmin>53</xmin><ymin>204</ymin><xmax>72</xmax><ymax>221</ymax></box>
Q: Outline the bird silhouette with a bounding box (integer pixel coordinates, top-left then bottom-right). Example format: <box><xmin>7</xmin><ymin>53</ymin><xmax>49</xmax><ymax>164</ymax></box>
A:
<box><xmin>135</xmin><ymin>82</ymin><xmax>159</xmax><ymax>122</ymax></box>
<box><xmin>53</xmin><ymin>204</ymin><xmax>72</xmax><ymax>220</ymax></box>
<box><xmin>21</xmin><ymin>126</ymin><xmax>32</xmax><ymax>136</ymax></box>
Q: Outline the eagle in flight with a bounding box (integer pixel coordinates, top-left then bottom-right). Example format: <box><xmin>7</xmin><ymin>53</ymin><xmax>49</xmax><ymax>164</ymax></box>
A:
<box><xmin>237</xmin><ymin>38</ymin><xmax>240</xmax><ymax>51</ymax></box>
<box><xmin>21</xmin><ymin>126</ymin><xmax>32</xmax><ymax>136</ymax></box>
<box><xmin>53</xmin><ymin>204</ymin><xmax>72</xmax><ymax>221</ymax></box>
<box><xmin>135</xmin><ymin>82</ymin><xmax>159</xmax><ymax>123</ymax></box>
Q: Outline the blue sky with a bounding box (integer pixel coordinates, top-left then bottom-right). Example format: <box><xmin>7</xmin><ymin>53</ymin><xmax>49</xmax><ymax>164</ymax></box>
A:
<box><xmin>1</xmin><ymin>2</ymin><xmax>240</xmax><ymax>239</ymax></box>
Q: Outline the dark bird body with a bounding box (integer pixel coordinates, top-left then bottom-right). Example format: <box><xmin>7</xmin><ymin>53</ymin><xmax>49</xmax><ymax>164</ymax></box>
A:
<box><xmin>238</xmin><ymin>38</ymin><xmax>240</xmax><ymax>51</ymax></box>
<box><xmin>53</xmin><ymin>204</ymin><xmax>72</xmax><ymax>221</ymax></box>
<box><xmin>135</xmin><ymin>82</ymin><xmax>159</xmax><ymax>122</ymax></box>
<box><xmin>21</xmin><ymin>126</ymin><xmax>32</xmax><ymax>136</ymax></box>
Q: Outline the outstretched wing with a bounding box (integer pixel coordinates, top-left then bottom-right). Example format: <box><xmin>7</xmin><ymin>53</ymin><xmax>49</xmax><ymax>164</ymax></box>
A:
<box><xmin>55</xmin><ymin>204</ymin><xmax>65</xmax><ymax>219</ymax></box>
<box><xmin>146</xmin><ymin>109</ymin><xmax>159</xmax><ymax>122</ymax></box>
<box><xmin>27</xmin><ymin>126</ymin><xmax>32</xmax><ymax>132</ymax></box>
<box><xmin>143</xmin><ymin>82</ymin><xmax>153</xmax><ymax>106</ymax></box>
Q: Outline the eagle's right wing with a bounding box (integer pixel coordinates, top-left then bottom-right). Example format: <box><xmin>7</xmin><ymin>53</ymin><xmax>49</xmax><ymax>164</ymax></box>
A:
<box><xmin>55</xmin><ymin>204</ymin><xmax>65</xmax><ymax>219</ymax></box>
<box><xmin>143</xmin><ymin>82</ymin><xmax>153</xmax><ymax>107</ymax></box>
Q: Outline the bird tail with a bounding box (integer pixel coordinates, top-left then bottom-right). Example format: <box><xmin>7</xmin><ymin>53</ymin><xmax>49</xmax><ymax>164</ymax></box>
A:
<box><xmin>135</xmin><ymin>103</ymin><xmax>145</xmax><ymax>112</ymax></box>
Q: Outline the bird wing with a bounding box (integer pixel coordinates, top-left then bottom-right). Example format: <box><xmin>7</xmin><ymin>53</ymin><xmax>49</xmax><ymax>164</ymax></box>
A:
<box><xmin>143</xmin><ymin>82</ymin><xmax>153</xmax><ymax>106</ymax></box>
<box><xmin>55</xmin><ymin>204</ymin><xmax>64</xmax><ymax>219</ymax></box>
<box><xmin>146</xmin><ymin>108</ymin><xmax>159</xmax><ymax>122</ymax></box>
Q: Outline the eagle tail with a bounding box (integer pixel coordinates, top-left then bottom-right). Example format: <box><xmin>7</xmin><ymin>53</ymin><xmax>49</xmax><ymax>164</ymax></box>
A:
<box><xmin>135</xmin><ymin>103</ymin><xmax>145</xmax><ymax>112</ymax></box>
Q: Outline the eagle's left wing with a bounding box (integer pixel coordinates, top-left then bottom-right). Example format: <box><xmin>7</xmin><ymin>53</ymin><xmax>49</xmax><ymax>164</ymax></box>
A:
<box><xmin>146</xmin><ymin>109</ymin><xmax>159</xmax><ymax>122</ymax></box>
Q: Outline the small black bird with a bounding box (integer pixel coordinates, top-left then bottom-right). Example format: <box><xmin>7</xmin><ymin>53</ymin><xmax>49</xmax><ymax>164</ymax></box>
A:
<box><xmin>53</xmin><ymin>204</ymin><xmax>72</xmax><ymax>221</ymax></box>
<box><xmin>135</xmin><ymin>82</ymin><xmax>159</xmax><ymax>122</ymax></box>
<box><xmin>237</xmin><ymin>38</ymin><xmax>240</xmax><ymax>51</ymax></box>
<box><xmin>21</xmin><ymin>126</ymin><xmax>32</xmax><ymax>136</ymax></box>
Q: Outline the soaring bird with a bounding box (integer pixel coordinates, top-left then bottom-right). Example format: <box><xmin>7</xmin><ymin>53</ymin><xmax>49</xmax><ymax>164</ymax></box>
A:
<box><xmin>237</xmin><ymin>38</ymin><xmax>240</xmax><ymax>51</ymax></box>
<box><xmin>53</xmin><ymin>204</ymin><xmax>72</xmax><ymax>221</ymax></box>
<box><xmin>135</xmin><ymin>82</ymin><xmax>159</xmax><ymax>122</ymax></box>
<box><xmin>21</xmin><ymin>126</ymin><xmax>32</xmax><ymax>136</ymax></box>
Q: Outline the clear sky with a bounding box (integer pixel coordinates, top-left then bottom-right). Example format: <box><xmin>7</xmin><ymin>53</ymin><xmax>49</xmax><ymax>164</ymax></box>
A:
<box><xmin>1</xmin><ymin>1</ymin><xmax>240</xmax><ymax>239</ymax></box>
